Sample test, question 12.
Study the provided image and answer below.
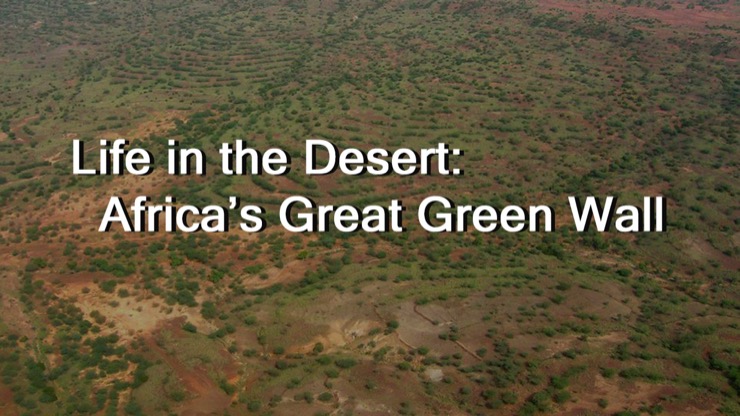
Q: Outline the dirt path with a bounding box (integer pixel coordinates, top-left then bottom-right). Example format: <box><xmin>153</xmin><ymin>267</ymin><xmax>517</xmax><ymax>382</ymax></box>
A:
<box><xmin>143</xmin><ymin>336</ymin><xmax>233</xmax><ymax>416</ymax></box>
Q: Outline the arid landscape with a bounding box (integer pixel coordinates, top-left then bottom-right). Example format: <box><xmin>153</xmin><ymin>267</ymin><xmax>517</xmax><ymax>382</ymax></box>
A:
<box><xmin>0</xmin><ymin>0</ymin><xmax>738</xmax><ymax>415</ymax></box>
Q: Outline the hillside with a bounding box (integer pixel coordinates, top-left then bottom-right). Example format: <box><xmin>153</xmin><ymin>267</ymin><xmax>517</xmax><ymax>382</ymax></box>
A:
<box><xmin>0</xmin><ymin>0</ymin><xmax>738</xmax><ymax>415</ymax></box>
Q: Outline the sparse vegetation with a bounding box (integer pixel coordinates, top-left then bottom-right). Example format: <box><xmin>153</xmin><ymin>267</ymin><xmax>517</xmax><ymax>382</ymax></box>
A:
<box><xmin>0</xmin><ymin>0</ymin><xmax>736</xmax><ymax>415</ymax></box>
